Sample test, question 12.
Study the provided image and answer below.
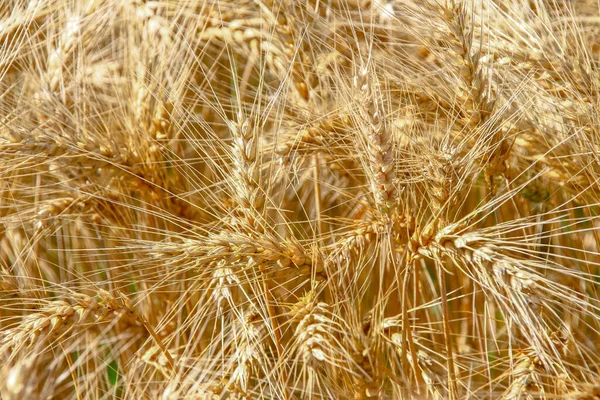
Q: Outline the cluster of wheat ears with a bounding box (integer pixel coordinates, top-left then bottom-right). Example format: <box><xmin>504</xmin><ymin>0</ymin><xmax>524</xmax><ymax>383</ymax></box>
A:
<box><xmin>3</xmin><ymin>0</ymin><xmax>600</xmax><ymax>398</ymax></box>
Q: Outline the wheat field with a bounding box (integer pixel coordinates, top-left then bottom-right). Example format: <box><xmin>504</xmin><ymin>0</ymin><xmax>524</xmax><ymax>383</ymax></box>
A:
<box><xmin>2</xmin><ymin>0</ymin><xmax>600</xmax><ymax>398</ymax></box>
